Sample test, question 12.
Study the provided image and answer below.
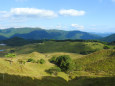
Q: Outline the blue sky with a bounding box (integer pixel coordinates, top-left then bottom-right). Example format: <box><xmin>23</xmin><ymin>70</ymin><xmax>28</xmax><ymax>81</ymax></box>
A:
<box><xmin>0</xmin><ymin>0</ymin><xmax>115</xmax><ymax>33</ymax></box>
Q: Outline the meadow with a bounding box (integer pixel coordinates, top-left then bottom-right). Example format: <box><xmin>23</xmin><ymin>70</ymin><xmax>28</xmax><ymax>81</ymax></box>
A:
<box><xmin>0</xmin><ymin>41</ymin><xmax>115</xmax><ymax>86</ymax></box>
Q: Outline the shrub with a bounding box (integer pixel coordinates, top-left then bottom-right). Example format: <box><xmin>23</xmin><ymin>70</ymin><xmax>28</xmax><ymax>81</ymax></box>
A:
<box><xmin>5</xmin><ymin>53</ymin><xmax>16</xmax><ymax>64</ymax></box>
<box><xmin>39</xmin><ymin>59</ymin><xmax>45</xmax><ymax>64</ymax></box>
<box><xmin>9</xmin><ymin>50</ymin><xmax>15</xmax><ymax>53</ymax></box>
<box><xmin>56</xmin><ymin>55</ymin><xmax>73</xmax><ymax>72</ymax></box>
<box><xmin>80</xmin><ymin>51</ymin><xmax>88</xmax><ymax>55</ymax></box>
<box><xmin>32</xmin><ymin>59</ymin><xmax>36</xmax><ymax>63</ymax></box>
<box><xmin>49</xmin><ymin>56</ymin><xmax>57</xmax><ymax>63</ymax></box>
<box><xmin>27</xmin><ymin>58</ymin><xmax>34</xmax><ymax>62</ymax></box>
<box><xmin>46</xmin><ymin>67</ymin><xmax>61</xmax><ymax>75</ymax></box>
<box><xmin>104</xmin><ymin>45</ymin><xmax>110</xmax><ymax>49</ymax></box>
<box><xmin>80</xmin><ymin>50</ymin><xmax>96</xmax><ymax>55</ymax></box>
<box><xmin>5</xmin><ymin>53</ymin><xmax>16</xmax><ymax>58</ymax></box>
<box><xmin>113</xmin><ymin>47</ymin><xmax>115</xmax><ymax>49</ymax></box>
<box><xmin>36</xmin><ymin>60</ymin><xmax>40</xmax><ymax>63</ymax></box>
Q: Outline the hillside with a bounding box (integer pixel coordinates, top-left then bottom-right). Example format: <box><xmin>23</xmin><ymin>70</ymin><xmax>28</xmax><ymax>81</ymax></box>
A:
<box><xmin>0</xmin><ymin>28</ymin><xmax>101</xmax><ymax>40</ymax></box>
<box><xmin>101</xmin><ymin>33</ymin><xmax>115</xmax><ymax>42</ymax></box>
<box><xmin>74</xmin><ymin>49</ymin><xmax>115</xmax><ymax>75</ymax></box>
<box><xmin>0</xmin><ymin>40</ymin><xmax>115</xmax><ymax>86</ymax></box>
<box><xmin>10</xmin><ymin>41</ymin><xmax>105</xmax><ymax>55</ymax></box>
<box><xmin>2</xmin><ymin>37</ymin><xmax>30</xmax><ymax>46</ymax></box>
<box><xmin>0</xmin><ymin>27</ymin><xmax>42</xmax><ymax>37</ymax></box>
<box><xmin>0</xmin><ymin>49</ymin><xmax>114</xmax><ymax>86</ymax></box>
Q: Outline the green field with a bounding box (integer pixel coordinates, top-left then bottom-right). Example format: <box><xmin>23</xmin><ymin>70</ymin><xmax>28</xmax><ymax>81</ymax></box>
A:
<box><xmin>0</xmin><ymin>41</ymin><xmax>115</xmax><ymax>86</ymax></box>
<box><xmin>9</xmin><ymin>41</ymin><xmax>105</xmax><ymax>54</ymax></box>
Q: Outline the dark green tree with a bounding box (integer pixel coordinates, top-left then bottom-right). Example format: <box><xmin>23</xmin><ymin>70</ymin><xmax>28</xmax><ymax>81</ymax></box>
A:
<box><xmin>104</xmin><ymin>45</ymin><xmax>110</xmax><ymax>49</ymax></box>
<box><xmin>49</xmin><ymin>56</ymin><xmax>57</xmax><ymax>63</ymax></box>
<box><xmin>5</xmin><ymin>53</ymin><xmax>16</xmax><ymax>64</ymax></box>
<box><xmin>40</xmin><ymin>59</ymin><xmax>45</xmax><ymax>64</ymax></box>
<box><xmin>56</xmin><ymin>55</ymin><xmax>73</xmax><ymax>72</ymax></box>
<box><xmin>27</xmin><ymin>58</ymin><xmax>34</xmax><ymax>62</ymax></box>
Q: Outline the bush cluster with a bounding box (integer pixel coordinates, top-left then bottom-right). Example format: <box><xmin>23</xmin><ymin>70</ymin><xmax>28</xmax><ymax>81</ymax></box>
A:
<box><xmin>49</xmin><ymin>55</ymin><xmax>74</xmax><ymax>72</ymax></box>
<box><xmin>49</xmin><ymin>56</ymin><xmax>57</xmax><ymax>63</ymax></box>
<box><xmin>27</xmin><ymin>58</ymin><xmax>45</xmax><ymax>64</ymax></box>
<box><xmin>39</xmin><ymin>59</ymin><xmax>45</xmax><ymax>64</ymax></box>
<box><xmin>46</xmin><ymin>67</ymin><xmax>61</xmax><ymax>75</ymax></box>
<box><xmin>103</xmin><ymin>45</ymin><xmax>110</xmax><ymax>49</ymax></box>
<box><xmin>27</xmin><ymin>58</ymin><xmax>34</xmax><ymax>62</ymax></box>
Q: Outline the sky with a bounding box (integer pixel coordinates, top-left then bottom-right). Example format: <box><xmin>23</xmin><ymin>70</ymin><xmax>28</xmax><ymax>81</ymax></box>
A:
<box><xmin>0</xmin><ymin>0</ymin><xmax>115</xmax><ymax>33</ymax></box>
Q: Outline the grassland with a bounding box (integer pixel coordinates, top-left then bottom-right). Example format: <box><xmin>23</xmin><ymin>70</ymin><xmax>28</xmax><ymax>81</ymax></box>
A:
<box><xmin>0</xmin><ymin>41</ymin><xmax>115</xmax><ymax>86</ymax></box>
<box><xmin>74</xmin><ymin>49</ymin><xmax>115</xmax><ymax>76</ymax></box>
<box><xmin>0</xmin><ymin>73</ymin><xmax>114</xmax><ymax>86</ymax></box>
<box><xmin>10</xmin><ymin>41</ymin><xmax>105</xmax><ymax>55</ymax></box>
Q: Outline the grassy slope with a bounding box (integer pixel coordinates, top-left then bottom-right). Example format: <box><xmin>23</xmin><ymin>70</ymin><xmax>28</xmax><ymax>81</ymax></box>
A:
<box><xmin>11</xmin><ymin>41</ymin><xmax>104</xmax><ymax>54</ymax></box>
<box><xmin>0</xmin><ymin>74</ymin><xmax>114</xmax><ymax>86</ymax></box>
<box><xmin>0</xmin><ymin>50</ymin><xmax>114</xmax><ymax>86</ymax></box>
<box><xmin>0</xmin><ymin>52</ymin><xmax>70</xmax><ymax>80</ymax></box>
<box><xmin>74</xmin><ymin>49</ymin><xmax>115</xmax><ymax>75</ymax></box>
<box><xmin>0</xmin><ymin>42</ymin><xmax>115</xmax><ymax>86</ymax></box>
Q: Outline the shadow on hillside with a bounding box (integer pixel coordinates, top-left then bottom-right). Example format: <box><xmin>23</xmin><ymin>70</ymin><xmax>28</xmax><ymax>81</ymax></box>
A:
<box><xmin>0</xmin><ymin>73</ymin><xmax>67</xmax><ymax>86</ymax></box>
<box><xmin>68</xmin><ymin>76</ymin><xmax>115</xmax><ymax>86</ymax></box>
<box><xmin>0</xmin><ymin>73</ymin><xmax>114</xmax><ymax>86</ymax></box>
<box><xmin>17</xmin><ymin>42</ymin><xmax>95</xmax><ymax>55</ymax></box>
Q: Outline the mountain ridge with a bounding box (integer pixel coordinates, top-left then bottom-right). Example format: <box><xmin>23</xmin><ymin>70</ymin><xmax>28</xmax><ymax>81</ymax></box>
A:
<box><xmin>0</xmin><ymin>28</ymin><xmax>102</xmax><ymax>40</ymax></box>
<box><xmin>101</xmin><ymin>33</ymin><xmax>115</xmax><ymax>42</ymax></box>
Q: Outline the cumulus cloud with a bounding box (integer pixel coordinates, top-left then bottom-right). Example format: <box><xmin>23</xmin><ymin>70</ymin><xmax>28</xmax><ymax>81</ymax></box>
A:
<box><xmin>71</xmin><ymin>24</ymin><xmax>84</xmax><ymax>30</ymax></box>
<box><xmin>1</xmin><ymin>8</ymin><xmax>58</xmax><ymax>19</ymax></box>
<box><xmin>59</xmin><ymin>9</ymin><xmax>85</xmax><ymax>16</ymax></box>
<box><xmin>0</xmin><ymin>8</ymin><xmax>86</xmax><ymax>20</ymax></box>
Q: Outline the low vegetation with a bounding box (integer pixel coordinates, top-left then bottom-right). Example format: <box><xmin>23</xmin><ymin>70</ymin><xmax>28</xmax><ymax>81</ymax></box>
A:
<box><xmin>74</xmin><ymin>49</ymin><xmax>115</xmax><ymax>75</ymax></box>
<box><xmin>0</xmin><ymin>40</ymin><xmax>114</xmax><ymax>86</ymax></box>
<box><xmin>46</xmin><ymin>66</ymin><xmax>61</xmax><ymax>75</ymax></box>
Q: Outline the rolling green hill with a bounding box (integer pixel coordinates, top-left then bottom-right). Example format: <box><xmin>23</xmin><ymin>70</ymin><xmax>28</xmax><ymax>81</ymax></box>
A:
<box><xmin>0</xmin><ymin>40</ymin><xmax>114</xmax><ymax>86</ymax></box>
<box><xmin>0</xmin><ymin>49</ymin><xmax>114</xmax><ymax>86</ymax></box>
<box><xmin>74</xmin><ymin>49</ymin><xmax>115</xmax><ymax>75</ymax></box>
<box><xmin>2</xmin><ymin>37</ymin><xmax>30</xmax><ymax>46</ymax></box>
<box><xmin>10</xmin><ymin>41</ymin><xmax>105</xmax><ymax>55</ymax></box>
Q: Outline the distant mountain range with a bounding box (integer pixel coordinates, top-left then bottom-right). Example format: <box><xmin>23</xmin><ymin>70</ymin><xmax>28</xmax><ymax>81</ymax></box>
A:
<box><xmin>91</xmin><ymin>32</ymin><xmax>113</xmax><ymax>37</ymax></box>
<box><xmin>101</xmin><ymin>34</ymin><xmax>115</xmax><ymax>42</ymax></box>
<box><xmin>0</xmin><ymin>27</ymin><xmax>102</xmax><ymax>40</ymax></box>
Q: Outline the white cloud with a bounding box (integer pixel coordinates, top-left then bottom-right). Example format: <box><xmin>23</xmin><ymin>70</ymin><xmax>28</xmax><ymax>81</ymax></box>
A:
<box><xmin>1</xmin><ymin>8</ymin><xmax>58</xmax><ymax>19</ymax></box>
<box><xmin>71</xmin><ymin>24</ymin><xmax>84</xmax><ymax>30</ymax></box>
<box><xmin>59</xmin><ymin>9</ymin><xmax>85</xmax><ymax>16</ymax></box>
<box><xmin>0</xmin><ymin>8</ymin><xmax>86</xmax><ymax>20</ymax></box>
